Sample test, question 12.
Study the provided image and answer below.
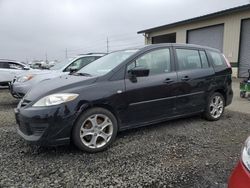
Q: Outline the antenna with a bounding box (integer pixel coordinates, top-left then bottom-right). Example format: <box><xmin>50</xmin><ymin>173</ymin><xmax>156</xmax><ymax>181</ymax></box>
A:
<box><xmin>65</xmin><ymin>48</ymin><xmax>68</xmax><ymax>59</ymax></box>
<box><xmin>106</xmin><ymin>37</ymin><xmax>109</xmax><ymax>53</ymax></box>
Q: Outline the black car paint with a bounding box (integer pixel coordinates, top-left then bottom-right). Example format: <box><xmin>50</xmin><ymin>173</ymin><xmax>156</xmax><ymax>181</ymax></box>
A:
<box><xmin>15</xmin><ymin>44</ymin><xmax>233</xmax><ymax>146</ymax></box>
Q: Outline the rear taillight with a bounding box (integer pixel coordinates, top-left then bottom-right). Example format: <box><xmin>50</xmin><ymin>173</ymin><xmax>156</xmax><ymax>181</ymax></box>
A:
<box><xmin>223</xmin><ymin>54</ymin><xmax>231</xmax><ymax>68</ymax></box>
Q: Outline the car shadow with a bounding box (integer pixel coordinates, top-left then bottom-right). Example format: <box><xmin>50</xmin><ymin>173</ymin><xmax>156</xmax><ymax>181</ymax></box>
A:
<box><xmin>20</xmin><ymin>114</ymin><xmax>202</xmax><ymax>156</ymax></box>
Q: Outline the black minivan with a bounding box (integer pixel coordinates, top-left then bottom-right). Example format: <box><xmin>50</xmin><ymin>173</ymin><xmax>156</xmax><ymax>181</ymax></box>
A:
<box><xmin>15</xmin><ymin>44</ymin><xmax>233</xmax><ymax>152</ymax></box>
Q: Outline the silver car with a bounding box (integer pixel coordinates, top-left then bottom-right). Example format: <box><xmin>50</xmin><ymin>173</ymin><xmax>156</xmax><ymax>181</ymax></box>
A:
<box><xmin>0</xmin><ymin>60</ymin><xmax>31</xmax><ymax>86</ymax></box>
<box><xmin>10</xmin><ymin>54</ymin><xmax>105</xmax><ymax>98</ymax></box>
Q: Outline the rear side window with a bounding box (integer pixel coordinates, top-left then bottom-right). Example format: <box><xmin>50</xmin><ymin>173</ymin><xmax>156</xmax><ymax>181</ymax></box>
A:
<box><xmin>210</xmin><ymin>51</ymin><xmax>225</xmax><ymax>67</ymax></box>
<box><xmin>176</xmin><ymin>49</ymin><xmax>201</xmax><ymax>71</ymax></box>
<box><xmin>0</xmin><ymin>62</ymin><xmax>10</xmax><ymax>69</ymax></box>
<box><xmin>9</xmin><ymin>63</ymin><xmax>23</xmax><ymax>70</ymax></box>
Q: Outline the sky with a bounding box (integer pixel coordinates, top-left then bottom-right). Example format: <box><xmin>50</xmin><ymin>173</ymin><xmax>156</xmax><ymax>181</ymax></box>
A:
<box><xmin>0</xmin><ymin>0</ymin><xmax>249</xmax><ymax>62</ymax></box>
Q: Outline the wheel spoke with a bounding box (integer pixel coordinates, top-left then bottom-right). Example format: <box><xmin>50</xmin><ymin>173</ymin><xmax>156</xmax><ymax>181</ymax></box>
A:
<box><xmin>211</xmin><ymin>108</ymin><xmax>216</xmax><ymax>115</ymax></box>
<box><xmin>99</xmin><ymin>132</ymin><xmax>111</xmax><ymax>143</ymax></box>
<box><xmin>89</xmin><ymin>115</ymin><xmax>98</xmax><ymax>127</ymax></box>
<box><xmin>210</xmin><ymin>103</ymin><xmax>215</xmax><ymax>108</ymax></box>
<box><xmin>81</xmin><ymin>130</ymin><xmax>94</xmax><ymax>137</ymax></box>
<box><xmin>101</xmin><ymin>123</ymin><xmax>112</xmax><ymax>131</ymax></box>
<box><xmin>87</xmin><ymin>135</ymin><xmax>98</xmax><ymax>148</ymax></box>
<box><xmin>213</xmin><ymin>109</ymin><xmax>218</xmax><ymax>116</ymax></box>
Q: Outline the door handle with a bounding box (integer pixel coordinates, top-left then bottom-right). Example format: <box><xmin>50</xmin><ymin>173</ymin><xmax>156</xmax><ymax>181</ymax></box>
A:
<box><xmin>163</xmin><ymin>78</ymin><xmax>173</xmax><ymax>84</ymax></box>
<box><xmin>181</xmin><ymin>76</ymin><xmax>190</xmax><ymax>81</ymax></box>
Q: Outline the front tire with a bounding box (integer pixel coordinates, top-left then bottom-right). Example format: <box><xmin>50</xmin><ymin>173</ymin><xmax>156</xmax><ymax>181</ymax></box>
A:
<box><xmin>72</xmin><ymin>107</ymin><xmax>118</xmax><ymax>153</ymax></box>
<box><xmin>203</xmin><ymin>92</ymin><xmax>225</xmax><ymax>121</ymax></box>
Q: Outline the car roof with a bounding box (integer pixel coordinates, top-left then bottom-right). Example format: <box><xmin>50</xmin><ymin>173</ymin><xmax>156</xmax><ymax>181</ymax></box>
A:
<box><xmin>141</xmin><ymin>43</ymin><xmax>221</xmax><ymax>52</ymax></box>
<box><xmin>0</xmin><ymin>59</ymin><xmax>19</xmax><ymax>63</ymax></box>
<box><xmin>0</xmin><ymin>59</ymin><xmax>27</xmax><ymax>65</ymax></box>
<box><xmin>108</xmin><ymin>43</ymin><xmax>221</xmax><ymax>54</ymax></box>
<box><xmin>76</xmin><ymin>53</ymin><xmax>107</xmax><ymax>58</ymax></box>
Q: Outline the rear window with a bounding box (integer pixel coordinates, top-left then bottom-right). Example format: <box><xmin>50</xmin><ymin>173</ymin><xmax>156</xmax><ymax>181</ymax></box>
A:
<box><xmin>210</xmin><ymin>51</ymin><xmax>226</xmax><ymax>67</ymax></box>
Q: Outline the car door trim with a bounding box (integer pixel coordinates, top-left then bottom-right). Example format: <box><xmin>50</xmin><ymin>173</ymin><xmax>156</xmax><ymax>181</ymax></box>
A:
<box><xmin>129</xmin><ymin>91</ymin><xmax>204</xmax><ymax>106</ymax></box>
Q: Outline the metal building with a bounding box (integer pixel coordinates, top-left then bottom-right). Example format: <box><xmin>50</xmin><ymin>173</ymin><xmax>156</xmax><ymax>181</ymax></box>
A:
<box><xmin>138</xmin><ymin>4</ymin><xmax>250</xmax><ymax>77</ymax></box>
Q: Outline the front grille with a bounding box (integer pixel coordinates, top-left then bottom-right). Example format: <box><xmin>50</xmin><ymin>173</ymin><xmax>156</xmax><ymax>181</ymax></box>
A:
<box><xmin>18</xmin><ymin>122</ymin><xmax>47</xmax><ymax>136</ymax></box>
<box><xmin>30</xmin><ymin>124</ymin><xmax>48</xmax><ymax>136</ymax></box>
<box><xmin>19</xmin><ymin>121</ymin><xmax>32</xmax><ymax>135</ymax></box>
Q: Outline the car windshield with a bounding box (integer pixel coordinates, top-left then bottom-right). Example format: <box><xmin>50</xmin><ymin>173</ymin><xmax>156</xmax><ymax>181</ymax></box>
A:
<box><xmin>49</xmin><ymin>59</ymin><xmax>71</xmax><ymax>70</ymax></box>
<box><xmin>77</xmin><ymin>50</ymin><xmax>138</xmax><ymax>76</ymax></box>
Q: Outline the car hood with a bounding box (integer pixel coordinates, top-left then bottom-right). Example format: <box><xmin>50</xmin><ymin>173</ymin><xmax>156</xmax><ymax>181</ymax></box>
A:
<box><xmin>15</xmin><ymin>69</ymin><xmax>56</xmax><ymax>77</ymax></box>
<box><xmin>25</xmin><ymin>74</ymin><xmax>97</xmax><ymax>102</ymax></box>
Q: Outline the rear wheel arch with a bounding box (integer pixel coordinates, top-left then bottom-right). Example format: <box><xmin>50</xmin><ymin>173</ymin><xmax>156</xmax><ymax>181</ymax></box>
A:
<box><xmin>213</xmin><ymin>88</ymin><xmax>227</xmax><ymax>104</ymax></box>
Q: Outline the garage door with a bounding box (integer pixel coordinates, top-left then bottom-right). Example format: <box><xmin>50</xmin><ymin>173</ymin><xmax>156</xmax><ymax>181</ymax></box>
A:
<box><xmin>187</xmin><ymin>24</ymin><xmax>224</xmax><ymax>52</ymax></box>
<box><xmin>239</xmin><ymin>19</ymin><xmax>250</xmax><ymax>78</ymax></box>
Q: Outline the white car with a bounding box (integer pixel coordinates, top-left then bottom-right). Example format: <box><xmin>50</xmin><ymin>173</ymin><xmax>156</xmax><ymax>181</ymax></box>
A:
<box><xmin>0</xmin><ymin>60</ymin><xmax>31</xmax><ymax>86</ymax></box>
<box><xmin>10</xmin><ymin>54</ymin><xmax>105</xmax><ymax>98</ymax></box>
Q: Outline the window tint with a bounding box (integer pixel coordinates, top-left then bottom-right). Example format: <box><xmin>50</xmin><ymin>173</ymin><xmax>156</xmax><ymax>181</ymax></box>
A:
<box><xmin>199</xmin><ymin>51</ymin><xmax>209</xmax><ymax>68</ymax></box>
<box><xmin>176</xmin><ymin>49</ymin><xmax>202</xmax><ymax>71</ymax></box>
<box><xmin>65</xmin><ymin>57</ymin><xmax>97</xmax><ymax>72</ymax></box>
<box><xmin>9</xmin><ymin>63</ymin><xmax>23</xmax><ymax>70</ymax></box>
<box><xmin>127</xmin><ymin>48</ymin><xmax>171</xmax><ymax>75</ymax></box>
<box><xmin>0</xmin><ymin>62</ymin><xmax>10</xmax><ymax>69</ymax></box>
<box><xmin>210</xmin><ymin>51</ymin><xmax>225</xmax><ymax>66</ymax></box>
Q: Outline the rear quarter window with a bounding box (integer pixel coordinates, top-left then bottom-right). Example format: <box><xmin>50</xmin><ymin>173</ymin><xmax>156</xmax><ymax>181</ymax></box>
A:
<box><xmin>209</xmin><ymin>51</ymin><xmax>226</xmax><ymax>67</ymax></box>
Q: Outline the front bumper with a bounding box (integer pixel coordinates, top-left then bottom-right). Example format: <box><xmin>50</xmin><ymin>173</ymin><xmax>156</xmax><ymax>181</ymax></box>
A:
<box><xmin>228</xmin><ymin>161</ymin><xmax>250</xmax><ymax>188</ymax></box>
<box><xmin>9</xmin><ymin>80</ymin><xmax>32</xmax><ymax>99</ymax></box>
<box><xmin>15</xmin><ymin>102</ymin><xmax>79</xmax><ymax>146</ymax></box>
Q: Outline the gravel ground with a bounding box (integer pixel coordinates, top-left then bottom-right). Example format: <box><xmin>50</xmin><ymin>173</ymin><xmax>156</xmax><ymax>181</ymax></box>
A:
<box><xmin>1</xmin><ymin>88</ymin><xmax>250</xmax><ymax>187</ymax></box>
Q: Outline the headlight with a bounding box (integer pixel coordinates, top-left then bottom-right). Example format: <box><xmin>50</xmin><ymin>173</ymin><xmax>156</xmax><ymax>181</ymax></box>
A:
<box><xmin>242</xmin><ymin>136</ymin><xmax>250</xmax><ymax>171</ymax></box>
<box><xmin>33</xmin><ymin>93</ymin><xmax>79</xmax><ymax>107</ymax></box>
<box><xmin>16</xmin><ymin>74</ymin><xmax>34</xmax><ymax>82</ymax></box>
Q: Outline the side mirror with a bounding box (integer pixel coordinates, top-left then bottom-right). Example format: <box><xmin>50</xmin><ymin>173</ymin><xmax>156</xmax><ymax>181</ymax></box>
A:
<box><xmin>23</xmin><ymin>66</ymin><xmax>30</xmax><ymax>70</ymax></box>
<box><xmin>128</xmin><ymin>67</ymin><xmax>149</xmax><ymax>82</ymax></box>
<box><xmin>69</xmin><ymin>66</ymin><xmax>78</xmax><ymax>73</ymax></box>
<box><xmin>128</xmin><ymin>67</ymin><xmax>149</xmax><ymax>77</ymax></box>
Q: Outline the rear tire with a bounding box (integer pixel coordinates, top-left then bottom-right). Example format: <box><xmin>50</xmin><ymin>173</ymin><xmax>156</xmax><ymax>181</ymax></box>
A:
<box><xmin>72</xmin><ymin>107</ymin><xmax>118</xmax><ymax>153</ymax></box>
<box><xmin>203</xmin><ymin>92</ymin><xmax>225</xmax><ymax>121</ymax></box>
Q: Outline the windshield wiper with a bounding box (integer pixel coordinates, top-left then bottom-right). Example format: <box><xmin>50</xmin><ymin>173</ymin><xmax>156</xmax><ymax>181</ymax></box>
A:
<box><xmin>70</xmin><ymin>72</ymin><xmax>92</xmax><ymax>77</ymax></box>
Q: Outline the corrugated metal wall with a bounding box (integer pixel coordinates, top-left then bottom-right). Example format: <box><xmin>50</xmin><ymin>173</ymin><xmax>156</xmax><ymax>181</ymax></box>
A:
<box><xmin>239</xmin><ymin>19</ymin><xmax>250</xmax><ymax>77</ymax></box>
<box><xmin>145</xmin><ymin>9</ymin><xmax>250</xmax><ymax>77</ymax></box>
<box><xmin>187</xmin><ymin>25</ymin><xmax>224</xmax><ymax>52</ymax></box>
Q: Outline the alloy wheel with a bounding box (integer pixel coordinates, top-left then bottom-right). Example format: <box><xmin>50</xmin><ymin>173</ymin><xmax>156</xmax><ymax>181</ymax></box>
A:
<box><xmin>209</xmin><ymin>95</ymin><xmax>224</xmax><ymax>119</ymax></box>
<box><xmin>79</xmin><ymin>114</ymin><xmax>113</xmax><ymax>149</ymax></box>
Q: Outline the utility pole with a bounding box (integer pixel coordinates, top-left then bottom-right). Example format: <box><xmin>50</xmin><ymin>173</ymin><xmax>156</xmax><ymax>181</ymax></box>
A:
<box><xmin>106</xmin><ymin>37</ymin><xmax>109</xmax><ymax>53</ymax></box>
<box><xmin>65</xmin><ymin>48</ymin><xmax>68</xmax><ymax>59</ymax></box>
<box><xmin>45</xmin><ymin>52</ymin><xmax>48</xmax><ymax>62</ymax></box>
